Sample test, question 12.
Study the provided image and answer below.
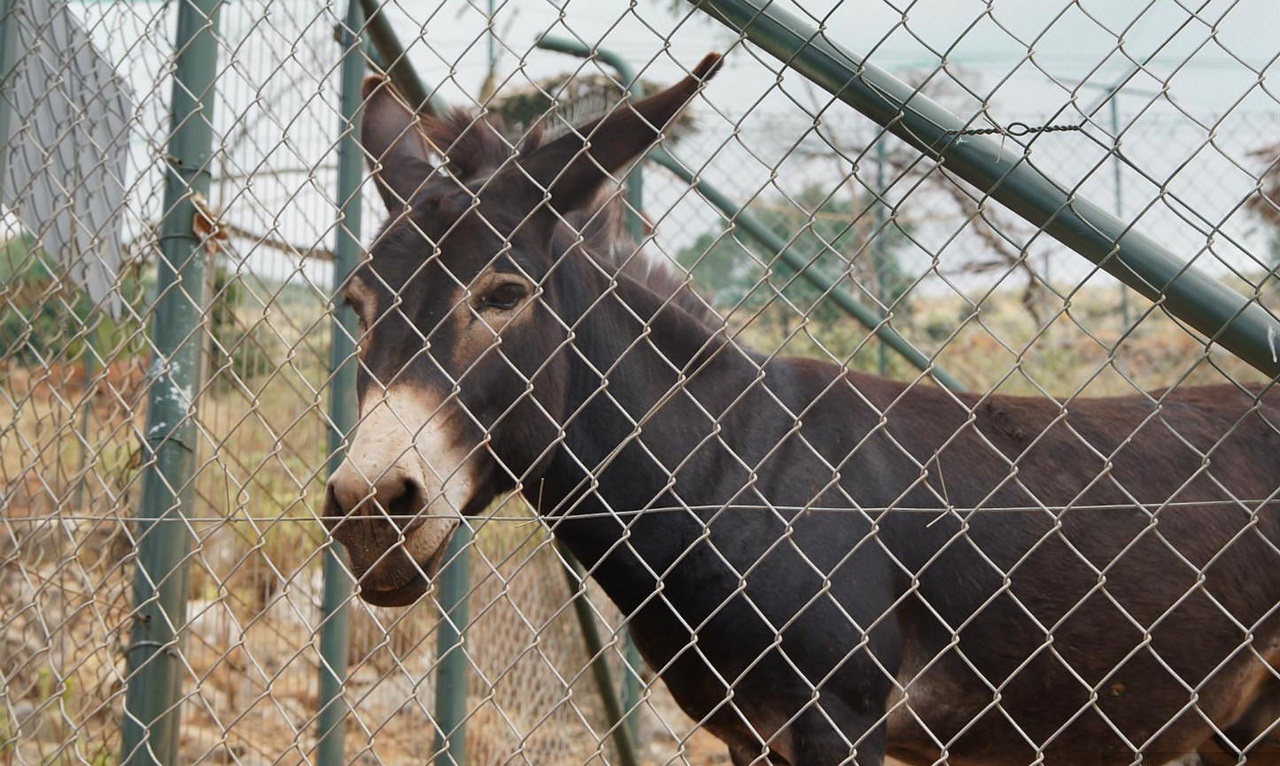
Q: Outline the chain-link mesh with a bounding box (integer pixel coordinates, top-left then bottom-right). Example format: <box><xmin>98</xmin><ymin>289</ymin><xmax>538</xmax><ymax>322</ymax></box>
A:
<box><xmin>2</xmin><ymin>1</ymin><xmax>1277</xmax><ymax>765</ymax></box>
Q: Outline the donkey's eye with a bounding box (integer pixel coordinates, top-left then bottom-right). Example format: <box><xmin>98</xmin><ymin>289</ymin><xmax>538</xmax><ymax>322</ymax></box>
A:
<box><xmin>480</xmin><ymin>283</ymin><xmax>528</xmax><ymax>312</ymax></box>
<box><xmin>342</xmin><ymin>296</ymin><xmax>367</xmax><ymax>329</ymax></box>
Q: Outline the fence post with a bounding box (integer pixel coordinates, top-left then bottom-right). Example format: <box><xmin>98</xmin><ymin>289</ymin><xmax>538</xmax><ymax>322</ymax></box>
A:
<box><xmin>315</xmin><ymin>2</ymin><xmax>366</xmax><ymax>764</ymax></box>
<box><xmin>120</xmin><ymin>1</ymin><xmax>221</xmax><ymax>764</ymax></box>
<box><xmin>432</xmin><ymin>527</ymin><xmax>473</xmax><ymax>766</ymax></box>
<box><xmin>692</xmin><ymin>0</ymin><xmax>1280</xmax><ymax>380</ymax></box>
<box><xmin>557</xmin><ymin>543</ymin><xmax>640</xmax><ymax>766</ymax></box>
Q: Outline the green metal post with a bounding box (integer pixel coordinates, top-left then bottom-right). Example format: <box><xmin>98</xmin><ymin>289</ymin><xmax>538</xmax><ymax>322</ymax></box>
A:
<box><xmin>120</xmin><ymin>1</ymin><xmax>221</xmax><ymax>764</ymax></box>
<box><xmin>316</xmin><ymin>553</ymin><xmax>353</xmax><ymax>763</ymax></box>
<box><xmin>557</xmin><ymin>543</ymin><xmax>641</xmax><ymax>766</ymax></box>
<box><xmin>315</xmin><ymin>3</ymin><xmax>365</xmax><ymax>764</ymax></box>
<box><xmin>432</xmin><ymin>527</ymin><xmax>473</xmax><ymax>766</ymax></box>
<box><xmin>649</xmin><ymin>147</ymin><xmax>966</xmax><ymax>392</ymax></box>
<box><xmin>692</xmin><ymin>0</ymin><xmax>1280</xmax><ymax>379</ymax></box>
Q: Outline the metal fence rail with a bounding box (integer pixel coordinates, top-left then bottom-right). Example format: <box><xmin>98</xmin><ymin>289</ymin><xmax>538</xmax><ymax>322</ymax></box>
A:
<box><xmin>1</xmin><ymin>1</ymin><xmax>1277</xmax><ymax>765</ymax></box>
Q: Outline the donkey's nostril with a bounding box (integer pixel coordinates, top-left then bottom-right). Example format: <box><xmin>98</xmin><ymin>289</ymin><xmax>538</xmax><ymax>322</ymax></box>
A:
<box><xmin>381</xmin><ymin>476</ymin><xmax>427</xmax><ymax>532</ymax></box>
<box><xmin>323</xmin><ymin>470</ymin><xmax>427</xmax><ymax>534</ymax></box>
<box><xmin>321</xmin><ymin>481</ymin><xmax>352</xmax><ymax>532</ymax></box>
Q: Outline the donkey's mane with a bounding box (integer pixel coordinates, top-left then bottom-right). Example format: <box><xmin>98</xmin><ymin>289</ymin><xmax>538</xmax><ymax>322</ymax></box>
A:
<box><xmin>562</xmin><ymin>201</ymin><xmax>722</xmax><ymax>331</ymax></box>
<box><xmin>424</xmin><ymin>106</ymin><xmax>723</xmax><ymax>332</ymax></box>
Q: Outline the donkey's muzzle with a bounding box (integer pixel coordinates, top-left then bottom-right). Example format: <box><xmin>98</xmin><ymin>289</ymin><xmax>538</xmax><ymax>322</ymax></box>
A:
<box><xmin>322</xmin><ymin>467</ymin><xmax>458</xmax><ymax>606</ymax></box>
<box><xmin>322</xmin><ymin>468</ymin><xmax>427</xmax><ymax>534</ymax></box>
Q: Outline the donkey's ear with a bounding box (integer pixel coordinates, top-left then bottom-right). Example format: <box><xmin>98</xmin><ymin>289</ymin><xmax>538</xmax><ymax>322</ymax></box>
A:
<box><xmin>511</xmin><ymin>53</ymin><xmax>722</xmax><ymax>216</ymax></box>
<box><xmin>361</xmin><ymin>76</ymin><xmax>435</xmax><ymax>213</ymax></box>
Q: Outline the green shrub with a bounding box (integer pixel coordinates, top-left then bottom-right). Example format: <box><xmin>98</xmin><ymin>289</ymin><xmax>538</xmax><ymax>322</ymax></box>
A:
<box><xmin>0</xmin><ymin>236</ymin><xmax>147</xmax><ymax>365</ymax></box>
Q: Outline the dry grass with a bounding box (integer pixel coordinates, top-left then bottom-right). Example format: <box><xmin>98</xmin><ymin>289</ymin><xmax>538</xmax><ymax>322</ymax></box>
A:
<box><xmin>1</xmin><ymin>367</ymin><xmax>139</xmax><ymax>765</ymax></box>
<box><xmin>736</xmin><ymin>274</ymin><xmax>1277</xmax><ymax>397</ymax></box>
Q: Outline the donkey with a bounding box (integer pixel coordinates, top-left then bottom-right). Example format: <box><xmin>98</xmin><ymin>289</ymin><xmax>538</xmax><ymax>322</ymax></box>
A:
<box><xmin>322</xmin><ymin>55</ymin><xmax>1280</xmax><ymax>766</ymax></box>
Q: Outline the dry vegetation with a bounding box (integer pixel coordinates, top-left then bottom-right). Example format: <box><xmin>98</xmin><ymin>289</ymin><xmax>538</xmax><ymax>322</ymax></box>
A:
<box><xmin>2</xmin><ymin>266</ymin><xmax>1277</xmax><ymax>765</ymax></box>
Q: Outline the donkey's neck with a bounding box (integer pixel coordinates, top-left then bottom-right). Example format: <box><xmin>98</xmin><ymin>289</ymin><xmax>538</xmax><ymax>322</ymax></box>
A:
<box><xmin>533</xmin><ymin>260</ymin><xmax>758</xmax><ymax>611</ymax></box>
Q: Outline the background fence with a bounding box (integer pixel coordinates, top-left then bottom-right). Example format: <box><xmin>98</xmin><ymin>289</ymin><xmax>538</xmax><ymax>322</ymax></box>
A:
<box><xmin>1</xmin><ymin>0</ymin><xmax>1277</xmax><ymax>764</ymax></box>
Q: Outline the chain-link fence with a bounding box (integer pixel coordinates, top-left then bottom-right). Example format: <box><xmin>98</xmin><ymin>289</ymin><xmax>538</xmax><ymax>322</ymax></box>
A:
<box><xmin>2</xmin><ymin>1</ymin><xmax>1277</xmax><ymax>765</ymax></box>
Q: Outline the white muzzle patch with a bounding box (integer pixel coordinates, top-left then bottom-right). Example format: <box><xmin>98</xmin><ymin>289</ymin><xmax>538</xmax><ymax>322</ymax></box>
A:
<box><xmin>329</xmin><ymin>383</ymin><xmax>477</xmax><ymax>548</ymax></box>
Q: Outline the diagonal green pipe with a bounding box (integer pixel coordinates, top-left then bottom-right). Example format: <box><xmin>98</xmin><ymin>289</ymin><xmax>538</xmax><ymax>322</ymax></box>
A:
<box><xmin>650</xmin><ymin>147</ymin><xmax>967</xmax><ymax>392</ymax></box>
<box><xmin>557</xmin><ymin>542</ymin><xmax>640</xmax><ymax>766</ymax></box>
<box><xmin>358</xmin><ymin>0</ymin><xmax>446</xmax><ymax>117</ymax></box>
<box><xmin>692</xmin><ymin>0</ymin><xmax>1280</xmax><ymax>380</ymax></box>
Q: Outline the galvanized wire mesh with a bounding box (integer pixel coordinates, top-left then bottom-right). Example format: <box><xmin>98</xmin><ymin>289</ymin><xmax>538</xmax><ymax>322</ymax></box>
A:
<box><xmin>1</xmin><ymin>1</ymin><xmax>1277</xmax><ymax>765</ymax></box>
